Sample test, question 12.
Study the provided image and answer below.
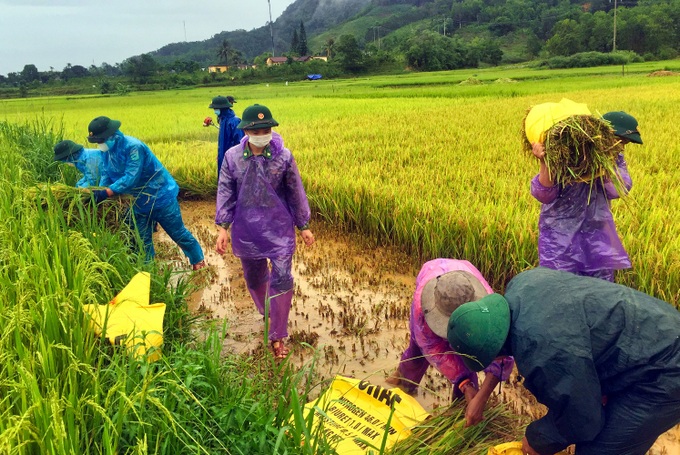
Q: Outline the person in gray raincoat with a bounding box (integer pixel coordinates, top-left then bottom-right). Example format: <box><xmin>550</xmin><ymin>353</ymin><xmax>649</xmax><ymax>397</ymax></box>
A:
<box><xmin>87</xmin><ymin>116</ymin><xmax>205</xmax><ymax>270</ymax></box>
<box><xmin>447</xmin><ymin>267</ymin><xmax>680</xmax><ymax>455</ymax></box>
<box><xmin>53</xmin><ymin>139</ymin><xmax>103</xmax><ymax>188</ymax></box>
<box><xmin>215</xmin><ymin>104</ymin><xmax>314</xmax><ymax>360</ymax></box>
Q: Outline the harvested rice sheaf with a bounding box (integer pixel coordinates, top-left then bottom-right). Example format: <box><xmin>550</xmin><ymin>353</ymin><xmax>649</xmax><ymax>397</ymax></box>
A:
<box><xmin>522</xmin><ymin>115</ymin><xmax>624</xmax><ymax>188</ymax></box>
<box><xmin>390</xmin><ymin>399</ymin><xmax>523</xmax><ymax>455</ymax></box>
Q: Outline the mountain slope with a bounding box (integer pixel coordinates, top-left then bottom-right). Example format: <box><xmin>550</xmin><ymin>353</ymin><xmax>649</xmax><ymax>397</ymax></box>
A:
<box><xmin>151</xmin><ymin>0</ymin><xmax>372</xmax><ymax>66</ymax></box>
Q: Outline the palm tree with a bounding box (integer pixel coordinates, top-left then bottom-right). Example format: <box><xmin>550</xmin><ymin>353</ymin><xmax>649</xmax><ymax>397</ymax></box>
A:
<box><xmin>217</xmin><ymin>39</ymin><xmax>233</xmax><ymax>64</ymax></box>
<box><xmin>324</xmin><ymin>38</ymin><xmax>335</xmax><ymax>59</ymax></box>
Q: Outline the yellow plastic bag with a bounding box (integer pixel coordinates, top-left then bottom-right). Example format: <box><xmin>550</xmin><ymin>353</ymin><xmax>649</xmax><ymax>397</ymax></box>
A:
<box><xmin>488</xmin><ymin>441</ymin><xmax>569</xmax><ymax>455</ymax></box>
<box><xmin>525</xmin><ymin>98</ymin><xmax>591</xmax><ymax>144</ymax></box>
<box><xmin>83</xmin><ymin>272</ymin><xmax>165</xmax><ymax>362</ymax></box>
<box><xmin>299</xmin><ymin>375</ymin><xmax>430</xmax><ymax>454</ymax></box>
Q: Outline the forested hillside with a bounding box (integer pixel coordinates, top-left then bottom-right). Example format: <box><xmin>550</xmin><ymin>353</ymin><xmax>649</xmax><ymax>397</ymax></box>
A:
<box><xmin>149</xmin><ymin>0</ymin><xmax>678</xmax><ymax>70</ymax></box>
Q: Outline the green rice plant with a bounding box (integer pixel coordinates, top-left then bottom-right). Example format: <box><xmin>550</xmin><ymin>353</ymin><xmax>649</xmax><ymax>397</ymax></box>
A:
<box><xmin>390</xmin><ymin>399</ymin><xmax>523</xmax><ymax>455</ymax></box>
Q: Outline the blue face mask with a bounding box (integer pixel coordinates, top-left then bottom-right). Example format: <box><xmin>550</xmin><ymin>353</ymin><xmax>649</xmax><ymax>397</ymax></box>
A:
<box><xmin>214</xmin><ymin>109</ymin><xmax>221</xmax><ymax>116</ymax></box>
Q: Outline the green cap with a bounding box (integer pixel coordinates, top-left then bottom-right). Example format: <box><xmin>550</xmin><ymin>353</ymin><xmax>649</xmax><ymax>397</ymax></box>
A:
<box><xmin>53</xmin><ymin>140</ymin><xmax>84</xmax><ymax>161</ymax></box>
<box><xmin>226</xmin><ymin>95</ymin><xmax>236</xmax><ymax>104</ymax></box>
<box><xmin>237</xmin><ymin>104</ymin><xmax>279</xmax><ymax>130</ymax></box>
<box><xmin>447</xmin><ymin>294</ymin><xmax>511</xmax><ymax>372</ymax></box>
<box><xmin>602</xmin><ymin>111</ymin><xmax>642</xmax><ymax>144</ymax></box>
<box><xmin>87</xmin><ymin>116</ymin><xmax>121</xmax><ymax>143</ymax></box>
<box><xmin>208</xmin><ymin>96</ymin><xmax>232</xmax><ymax>109</ymax></box>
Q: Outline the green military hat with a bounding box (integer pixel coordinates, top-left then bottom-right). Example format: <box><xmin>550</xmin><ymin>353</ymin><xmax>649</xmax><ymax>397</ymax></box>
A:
<box><xmin>87</xmin><ymin>116</ymin><xmax>121</xmax><ymax>143</ymax></box>
<box><xmin>54</xmin><ymin>140</ymin><xmax>84</xmax><ymax>161</ymax></box>
<box><xmin>208</xmin><ymin>96</ymin><xmax>233</xmax><ymax>109</ymax></box>
<box><xmin>602</xmin><ymin>111</ymin><xmax>643</xmax><ymax>144</ymax></box>
<box><xmin>447</xmin><ymin>294</ymin><xmax>511</xmax><ymax>372</ymax></box>
<box><xmin>237</xmin><ymin>104</ymin><xmax>279</xmax><ymax>130</ymax></box>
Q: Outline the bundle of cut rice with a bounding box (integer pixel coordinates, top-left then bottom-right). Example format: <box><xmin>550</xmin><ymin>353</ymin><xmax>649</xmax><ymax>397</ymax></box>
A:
<box><xmin>522</xmin><ymin>114</ymin><xmax>624</xmax><ymax>188</ymax></box>
<box><xmin>390</xmin><ymin>399</ymin><xmax>523</xmax><ymax>455</ymax></box>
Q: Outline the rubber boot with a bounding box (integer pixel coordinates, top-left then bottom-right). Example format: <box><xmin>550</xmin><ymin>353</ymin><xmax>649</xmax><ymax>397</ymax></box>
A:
<box><xmin>267</xmin><ymin>288</ymin><xmax>293</xmax><ymax>341</ymax></box>
<box><xmin>248</xmin><ymin>282</ymin><xmax>269</xmax><ymax>316</ymax></box>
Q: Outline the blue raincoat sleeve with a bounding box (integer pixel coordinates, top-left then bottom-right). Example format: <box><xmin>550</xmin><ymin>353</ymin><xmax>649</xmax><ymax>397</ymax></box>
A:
<box><xmin>75</xmin><ymin>148</ymin><xmax>104</xmax><ymax>188</ymax></box>
<box><xmin>100</xmin><ymin>133</ymin><xmax>179</xmax><ymax>212</ymax></box>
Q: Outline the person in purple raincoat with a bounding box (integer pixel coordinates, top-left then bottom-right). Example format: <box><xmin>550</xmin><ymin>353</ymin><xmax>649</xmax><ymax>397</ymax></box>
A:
<box><xmin>215</xmin><ymin>104</ymin><xmax>314</xmax><ymax>360</ymax></box>
<box><xmin>385</xmin><ymin>258</ymin><xmax>514</xmax><ymax>427</ymax></box>
<box><xmin>530</xmin><ymin>111</ymin><xmax>642</xmax><ymax>282</ymax></box>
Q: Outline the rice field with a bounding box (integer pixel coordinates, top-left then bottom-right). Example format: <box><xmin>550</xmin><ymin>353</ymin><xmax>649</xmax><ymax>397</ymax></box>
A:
<box><xmin>1</xmin><ymin>61</ymin><xmax>680</xmax><ymax>454</ymax></box>
<box><xmin>2</xmin><ymin>61</ymin><xmax>678</xmax><ymax>303</ymax></box>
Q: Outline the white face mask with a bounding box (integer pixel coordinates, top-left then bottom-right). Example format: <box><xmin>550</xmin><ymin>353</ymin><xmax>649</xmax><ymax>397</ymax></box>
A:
<box><xmin>248</xmin><ymin>133</ymin><xmax>272</xmax><ymax>148</ymax></box>
<box><xmin>214</xmin><ymin>109</ymin><xmax>221</xmax><ymax>116</ymax></box>
<box><xmin>98</xmin><ymin>143</ymin><xmax>109</xmax><ymax>152</ymax></box>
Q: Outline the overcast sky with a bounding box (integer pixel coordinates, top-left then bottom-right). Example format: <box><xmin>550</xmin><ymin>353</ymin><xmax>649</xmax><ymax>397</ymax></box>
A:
<box><xmin>0</xmin><ymin>0</ymin><xmax>297</xmax><ymax>76</ymax></box>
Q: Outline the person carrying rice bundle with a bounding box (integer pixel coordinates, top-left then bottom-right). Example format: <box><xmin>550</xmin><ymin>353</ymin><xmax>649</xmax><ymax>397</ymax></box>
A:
<box><xmin>525</xmin><ymin>100</ymin><xmax>642</xmax><ymax>282</ymax></box>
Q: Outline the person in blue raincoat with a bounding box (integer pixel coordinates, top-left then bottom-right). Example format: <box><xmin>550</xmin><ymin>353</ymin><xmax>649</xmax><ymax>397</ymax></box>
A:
<box><xmin>215</xmin><ymin>104</ymin><xmax>314</xmax><ymax>360</ymax></box>
<box><xmin>447</xmin><ymin>267</ymin><xmax>680</xmax><ymax>455</ymax></box>
<box><xmin>209</xmin><ymin>95</ymin><xmax>244</xmax><ymax>178</ymax></box>
<box><xmin>86</xmin><ymin>116</ymin><xmax>206</xmax><ymax>270</ymax></box>
<box><xmin>530</xmin><ymin>111</ymin><xmax>642</xmax><ymax>281</ymax></box>
<box><xmin>53</xmin><ymin>140</ymin><xmax>103</xmax><ymax>188</ymax></box>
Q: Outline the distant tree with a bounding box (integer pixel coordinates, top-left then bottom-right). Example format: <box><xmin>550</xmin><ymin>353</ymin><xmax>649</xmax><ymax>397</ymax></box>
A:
<box><xmin>298</xmin><ymin>21</ymin><xmax>309</xmax><ymax>56</ymax></box>
<box><xmin>21</xmin><ymin>64</ymin><xmax>40</xmax><ymax>83</ymax></box>
<box><xmin>121</xmin><ymin>54</ymin><xmax>159</xmax><ymax>83</ymax></box>
<box><xmin>470</xmin><ymin>37</ymin><xmax>503</xmax><ymax>65</ymax></box>
<box><xmin>218</xmin><ymin>39</ymin><xmax>234</xmax><ymax>64</ymax></box>
<box><xmin>61</xmin><ymin>63</ymin><xmax>89</xmax><ymax>80</ymax></box>
<box><xmin>217</xmin><ymin>39</ymin><xmax>243</xmax><ymax>66</ymax></box>
<box><xmin>546</xmin><ymin>19</ymin><xmax>584</xmax><ymax>56</ymax></box>
<box><xmin>405</xmin><ymin>31</ymin><xmax>475</xmax><ymax>71</ymax></box>
<box><xmin>290</xmin><ymin>29</ymin><xmax>300</xmax><ymax>56</ymax></box>
<box><xmin>335</xmin><ymin>34</ymin><xmax>364</xmax><ymax>72</ymax></box>
<box><xmin>324</xmin><ymin>37</ymin><xmax>336</xmax><ymax>59</ymax></box>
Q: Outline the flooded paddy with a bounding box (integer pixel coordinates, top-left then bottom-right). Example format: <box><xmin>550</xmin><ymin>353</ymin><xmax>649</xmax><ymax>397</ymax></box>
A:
<box><xmin>157</xmin><ymin>200</ymin><xmax>679</xmax><ymax>455</ymax></box>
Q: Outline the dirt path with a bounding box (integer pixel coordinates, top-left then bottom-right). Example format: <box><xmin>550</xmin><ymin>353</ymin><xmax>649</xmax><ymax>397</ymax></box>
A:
<box><xmin>157</xmin><ymin>200</ymin><xmax>680</xmax><ymax>455</ymax></box>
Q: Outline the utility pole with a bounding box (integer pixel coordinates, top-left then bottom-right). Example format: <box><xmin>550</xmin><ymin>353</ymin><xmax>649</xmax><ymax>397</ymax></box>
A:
<box><xmin>612</xmin><ymin>0</ymin><xmax>617</xmax><ymax>52</ymax></box>
<box><xmin>268</xmin><ymin>0</ymin><xmax>275</xmax><ymax>57</ymax></box>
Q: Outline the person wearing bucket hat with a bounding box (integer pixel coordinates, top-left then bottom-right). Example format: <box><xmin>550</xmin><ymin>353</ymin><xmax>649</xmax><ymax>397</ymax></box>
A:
<box><xmin>207</xmin><ymin>95</ymin><xmax>244</xmax><ymax>177</ymax></box>
<box><xmin>448</xmin><ymin>267</ymin><xmax>680</xmax><ymax>455</ymax></box>
<box><xmin>384</xmin><ymin>259</ymin><xmax>514</xmax><ymax>427</ymax></box>
<box><xmin>530</xmin><ymin>109</ymin><xmax>641</xmax><ymax>282</ymax></box>
<box><xmin>215</xmin><ymin>104</ymin><xmax>314</xmax><ymax>361</ymax></box>
<box><xmin>53</xmin><ymin>139</ymin><xmax>104</xmax><ymax>188</ymax></box>
<box><xmin>89</xmin><ymin>116</ymin><xmax>206</xmax><ymax>271</ymax></box>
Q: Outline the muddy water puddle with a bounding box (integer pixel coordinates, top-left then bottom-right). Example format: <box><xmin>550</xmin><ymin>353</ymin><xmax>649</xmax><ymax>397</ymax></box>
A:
<box><xmin>157</xmin><ymin>200</ymin><xmax>679</xmax><ymax>455</ymax></box>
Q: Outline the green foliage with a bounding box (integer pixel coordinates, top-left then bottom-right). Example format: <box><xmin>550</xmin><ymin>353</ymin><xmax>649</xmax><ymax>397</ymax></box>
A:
<box><xmin>405</xmin><ymin>31</ymin><xmax>476</xmax><ymax>71</ymax></box>
<box><xmin>540</xmin><ymin>51</ymin><xmax>643</xmax><ymax>69</ymax></box>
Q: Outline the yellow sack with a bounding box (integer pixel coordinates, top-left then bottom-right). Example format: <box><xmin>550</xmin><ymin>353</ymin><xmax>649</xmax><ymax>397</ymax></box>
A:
<box><xmin>300</xmin><ymin>375</ymin><xmax>429</xmax><ymax>454</ymax></box>
<box><xmin>524</xmin><ymin>98</ymin><xmax>591</xmax><ymax>144</ymax></box>
<box><xmin>83</xmin><ymin>272</ymin><xmax>165</xmax><ymax>362</ymax></box>
<box><xmin>488</xmin><ymin>441</ymin><xmax>569</xmax><ymax>455</ymax></box>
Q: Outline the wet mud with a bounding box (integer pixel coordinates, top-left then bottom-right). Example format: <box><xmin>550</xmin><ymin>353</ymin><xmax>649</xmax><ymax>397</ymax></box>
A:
<box><xmin>156</xmin><ymin>200</ymin><xmax>679</xmax><ymax>455</ymax></box>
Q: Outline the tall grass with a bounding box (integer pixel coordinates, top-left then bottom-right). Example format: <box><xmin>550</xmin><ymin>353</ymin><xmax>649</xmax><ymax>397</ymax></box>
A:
<box><xmin>0</xmin><ymin>121</ymin><xmax>339</xmax><ymax>454</ymax></box>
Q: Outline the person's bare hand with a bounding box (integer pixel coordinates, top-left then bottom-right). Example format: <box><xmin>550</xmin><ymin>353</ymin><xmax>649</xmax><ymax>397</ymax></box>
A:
<box><xmin>522</xmin><ymin>436</ymin><xmax>540</xmax><ymax>455</ymax></box>
<box><xmin>532</xmin><ymin>142</ymin><xmax>546</xmax><ymax>161</ymax></box>
<box><xmin>300</xmin><ymin>229</ymin><xmax>315</xmax><ymax>247</ymax></box>
<box><xmin>215</xmin><ymin>227</ymin><xmax>230</xmax><ymax>255</ymax></box>
<box><xmin>464</xmin><ymin>392</ymin><xmax>486</xmax><ymax>427</ymax></box>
